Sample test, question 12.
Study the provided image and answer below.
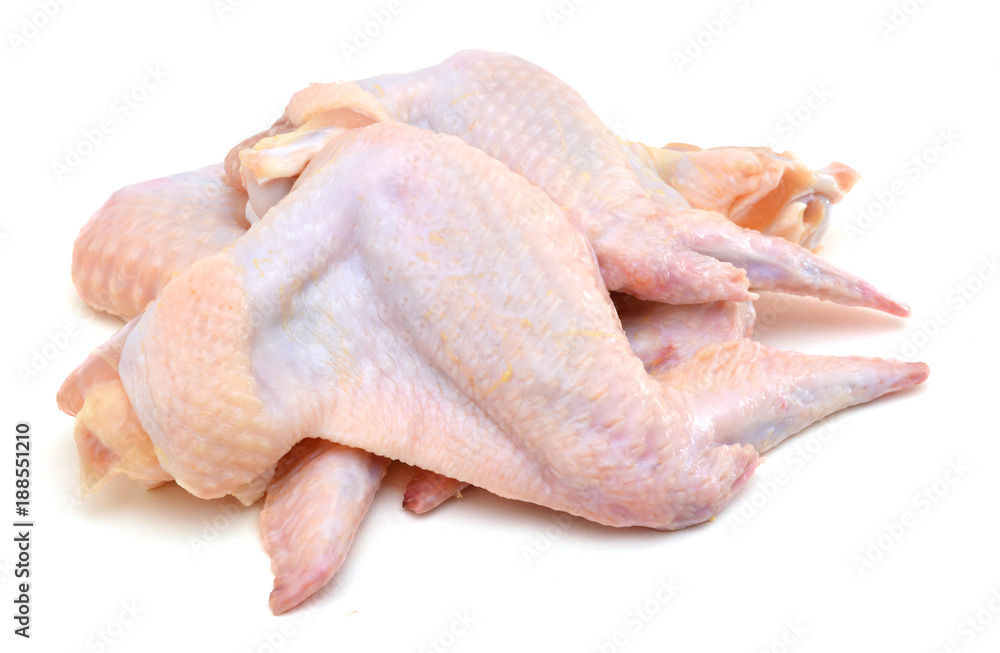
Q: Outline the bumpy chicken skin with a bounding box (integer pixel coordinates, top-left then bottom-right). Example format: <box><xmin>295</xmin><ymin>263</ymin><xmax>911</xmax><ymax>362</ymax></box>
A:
<box><xmin>61</xmin><ymin>53</ymin><xmax>929</xmax><ymax>614</ymax></box>
<box><xmin>351</xmin><ymin>51</ymin><xmax>905</xmax><ymax>314</ymax></box>
<box><xmin>65</xmin><ymin>123</ymin><xmax>924</xmax><ymax>533</ymax></box>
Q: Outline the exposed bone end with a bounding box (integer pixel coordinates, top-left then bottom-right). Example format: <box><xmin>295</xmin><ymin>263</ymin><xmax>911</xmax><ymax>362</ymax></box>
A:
<box><xmin>721</xmin><ymin>149</ymin><xmax>847</xmax><ymax>248</ymax></box>
<box><xmin>226</xmin><ymin>81</ymin><xmax>392</xmax><ymax>195</ymax></box>
<box><xmin>818</xmin><ymin>160</ymin><xmax>861</xmax><ymax>196</ymax></box>
<box><xmin>635</xmin><ymin>141</ymin><xmax>862</xmax><ymax>251</ymax></box>
<box><xmin>224</xmin><ymin>113</ymin><xmax>293</xmax><ymax>191</ymax></box>
<box><xmin>71</xmin><ymin>377</ymin><xmax>172</xmax><ymax>492</ymax></box>
<box><xmin>240</xmin><ymin>128</ymin><xmax>346</xmax><ymax>184</ymax></box>
<box><xmin>285</xmin><ymin>81</ymin><xmax>393</xmax><ymax>127</ymax></box>
<box><xmin>58</xmin><ymin>320</ymin><xmax>172</xmax><ymax>494</ymax></box>
<box><xmin>242</xmin><ymin>173</ymin><xmax>295</xmax><ymax>224</ymax></box>
<box><xmin>74</xmin><ymin>420</ymin><xmax>122</xmax><ymax>496</ymax></box>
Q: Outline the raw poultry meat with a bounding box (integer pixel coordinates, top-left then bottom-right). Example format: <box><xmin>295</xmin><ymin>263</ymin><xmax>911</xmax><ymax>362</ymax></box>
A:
<box><xmin>72</xmin><ymin>165</ymin><xmax>249</xmax><ymax>319</ymax></box>
<box><xmin>92</xmin><ymin>123</ymin><xmax>770</xmax><ymax>529</ymax></box>
<box><xmin>62</xmin><ymin>163</ymin><xmax>392</xmax><ymax>612</ymax></box>
<box><xmin>64</xmin><ymin>166</ymin><xmax>764</xmax><ymax>520</ymax></box>
<box><xmin>59</xmin><ymin>309</ymin><xmax>389</xmax><ymax>613</ymax></box>
<box><xmin>262</xmin><ymin>439</ymin><xmax>387</xmax><ymax>614</ymax></box>
<box><xmin>228</xmin><ymin>50</ymin><xmax>903</xmax><ymax>313</ymax></box>
<box><xmin>63</xmin><ymin>161</ymin><xmax>766</xmax><ymax>603</ymax></box>
<box><xmin>404</xmin><ymin>295</ymin><xmax>760</xmax><ymax>513</ymax></box>
<box><xmin>627</xmin><ymin>143</ymin><xmax>860</xmax><ymax>250</ymax></box>
<box><xmin>58</xmin><ymin>318</ymin><xmax>170</xmax><ymax>493</ymax></box>
<box><xmin>61</xmin><ymin>160</ymin><xmax>764</xmax><ymax>609</ymax></box>
<box><xmin>68</xmin><ymin>121</ymin><xmax>927</xmax><ymax>524</ymax></box>
<box><xmin>59</xmin><ymin>51</ymin><xmax>929</xmax><ymax>614</ymax></box>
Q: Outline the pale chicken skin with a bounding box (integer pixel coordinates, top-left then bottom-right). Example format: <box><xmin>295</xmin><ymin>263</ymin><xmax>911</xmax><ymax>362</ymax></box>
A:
<box><xmin>62</xmin><ymin>160</ymin><xmax>755</xmax><ymax>528</ymax></box>
<box><xmin>114</xmin><ymin>122</ymin><xmax>764</xmax><ymax>529</ymax></box>
<box><xmin>72</xmin><ymin>164</ymin><xmax>249</xmax><ymax>319</ymax></box>
<box><xmin>64</xmin><ymin>160</ymin><xmax>739</xmax><ymax>604</ymax></box>
<box><xmin>405</xmin><ymin>296</ymin><xmax>759</xmax><ymax>513</ymax></box>
<box><xmin>262</xmin><ymin>439</ymin><xmax>387</xmax><ymax>614</ymax></box>
<box><xmin>63</xmin><ymin>163</ymin><xmax>391</xmax><ymax>609</ymax></box>
<box><xmin>63</xmin><ymin>166</ymin><xmax>769</xmax><ymax>520</ymax></box>
<box><xmin>223</xmin><ymin>51</ymin><xmax>904</xmax><ymax>312</ymax></box>
<box><xmin>74</xmin><ymin>122</ymin><xmax>925</xmax><ymax>532</ymax></box>
<box><xmin>60</xmin><ymin>52</ymin><xmax>931</xmax><ymax>613</ymax></box>
<box><xmin>347</xmin><ymin>50</ymin><xmax>906</xmax><ymax>313</ymax></box>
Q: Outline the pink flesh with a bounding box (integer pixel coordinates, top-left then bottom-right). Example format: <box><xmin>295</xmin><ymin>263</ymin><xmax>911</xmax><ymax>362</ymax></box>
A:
<box><xmin>403</xmin><ymin>468</ymin><xmax>467</xmax><ymax>515</ymax></box>
<box><xmin>630</xmin><ymin>143</ymin><xmax>860</xmax><ymax>250</ymax></box>
<box><xmin>57</xmin><ymin>318</ymin><xmax>171</xmax><ymax>492</ymax></box>
<box><xmin>404</xmin><ymin>294</ymin><xmax>758</xmax><ymax>513</ymax></box>
<box><xmin>655</xmin><ymin>339</ymin><xmax>929</xmax><ymax>453</ymax></box>
<box><xmin>615</xmin><ymin>294</ymin><xmax>756</xmax><ymax>373</ymax></box>
<box><xmin>61</xmin><ymin>54</ymin><xmax>930</xmax><ymax>613</ymax></box>
<box><xmin>114</xmin><ymin>123</ymin><xmax>759</xmax><ymax>528</ymax></box>
<box><xmin>353</xmin><ymin>50</ymin><xmax>906</xmax><ymax>314</ymax></box>
<box><xmin>72</xmin><ymin>164</ymin><xmax>248</xmax><ymax>319</ymax></box>
<box><xmin>90</xmin><ymin>125</ymin><xmax>924</xmax><ymax>528</ymax></box>
<box><xmin>65</xmin><ymin>162</ymin><xmax>390</xmax><ymax>606</ymax></box>
<box><xmin>261</xmin><ymin>439</ymin><xmax>388</xmax><ymax>614</ymax></box>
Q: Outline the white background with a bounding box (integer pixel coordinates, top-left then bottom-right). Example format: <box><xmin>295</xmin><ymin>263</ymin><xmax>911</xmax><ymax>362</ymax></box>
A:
<box><xmin>2</xmin><ymin>0</ymin><xmax>999</xmax><ymax>651</ymax></box>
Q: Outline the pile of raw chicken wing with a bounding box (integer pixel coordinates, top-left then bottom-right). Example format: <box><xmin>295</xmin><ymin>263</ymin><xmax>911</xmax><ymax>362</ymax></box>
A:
<box><xmin>58</xmin><ymin>51</ymin><xmax>929</xmax><ymax>614</ymax></box>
